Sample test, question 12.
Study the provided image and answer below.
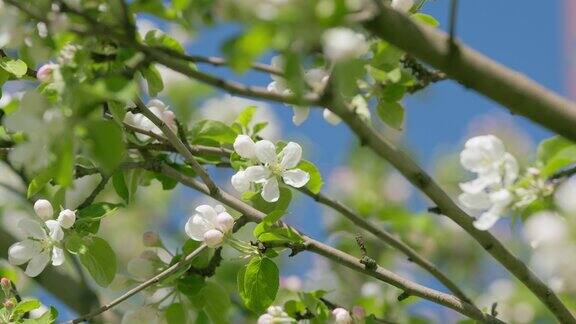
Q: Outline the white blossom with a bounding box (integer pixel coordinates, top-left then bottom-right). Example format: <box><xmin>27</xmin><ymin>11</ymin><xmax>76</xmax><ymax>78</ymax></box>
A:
<box><xmin>332</xmin><ymin>308</ymin><xmax>353</xmax><ymax>324</ymax></box>
<box><xmin>124</xmin><ymin>99</ymin><xmax>176</xmax><ymax>141</ymax></box>
<box><xmin>8</xmin><ymin>219</ymin><xmax>66</xmax><ymax>277</ymax></box>
<box><xmin>280</xmin><ymin>275</ymin><xmax>302</xmax><ymax>291</ymax></box>
<box><xmin>231</xmin><ymin>137</ymin><xmax>310</xmax><ymax>202</ymax></box>
<box><xmin>266</xmin><ymin>56</ymin><xmax>341</xmax><ymax>126</ymax></box>
<box><xmin>185</xmin><ymin>205</ymin><xmax>234</xmax><ymax>248</ymax></box>
<box><xmin>458</xmin><ymin>135</ymin><xmax>518</xmax><ymax>230</ymax></box>
<box><xmin>8</xmin><ymin>198</ymin><xmax>77</xmax><ymax>277</ymax></box>
<box><xmin>554</xmin><ymin>176</ymin><xmax>576</xmax><ymax>214</ymax></box>
<box><xmin>257</xmin><ymin>306</ymin><xmax>295</xmax><ymax>324</ymax></box>
<box><xmin>523</xmin><ymin>212</ymin><xmax>568</xmax><ymax>249</ymax></box>
<box><xmin>322</xmin><ymin>28</ymin><xmax>368</xmax><ymax>62</ymax></box>
<box><xmin>391</xmin><ymin>0</ymin><xmax>414</xmax><ymax>12</ymax></box>
<box><xmin>36</xmin><ymin>63</ymin><xmax>58</xmax><ymax>83</ymax></box>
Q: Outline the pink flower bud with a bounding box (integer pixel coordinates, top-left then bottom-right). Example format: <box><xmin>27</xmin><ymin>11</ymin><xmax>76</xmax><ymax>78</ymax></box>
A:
<box><xmin>34</xmin><ymin>199</ymin><xmax>53</xmax><ymax>220</ymax></box>
<box><xmin>3</xmin><ymin>299</ymin><xmax>14</xmax><ymax>309</ymax></box>
<box><xmin>142</xmin><ymin>231</ymin><xmax>160</xmax><ymax>247</ymax></box>
<box><xmin>0</xmin><ymin>278</ymin><xmax>11</xmax><ymax>289</ymax></box>
<box><xmin>203</xmin><ymin>229</ymin><xmax>224</xmax><ymax>248</ymax></box>
<box><xmin>332</xmin><ymin>308</ymin><xmax>352</xmax><ymax>324</ymax></box>
<box><xmin>57</xmin><ymin>209</ymin><xmax>76</xmax><ymax>229</ymax></box>
<box><xmin>352</xmin><ymin>306</ymin><xmax>365</xmax><ymax>319</ymax></box>
<box><xmin>216</xmin><ymin>212</ymin><xmax>234</xmax><ymax>233</ymax></box>
<box><xmin>36</xmin><ymin>64</ymin><xmax>57</xmax><ymax>83</ymax></box>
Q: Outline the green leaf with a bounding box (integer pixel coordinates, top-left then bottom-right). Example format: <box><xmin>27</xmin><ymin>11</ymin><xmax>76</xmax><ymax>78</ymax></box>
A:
<box><xmin>0</xmin><ymin>58</ymin><xmax>27</xmax><ymax>78</ymax></box>
<box><xmin>239</xmin><ymin>257</ymin><xmax>279</xmax><ymax>313</ymax></box>
<box><xmin>142</xmin><ymin>65</ymin><xmax>164</xmax><ymax>97</ymax></box>
<box><xmin>537</xmin><ymin>136</ymin><xmax>574</xmax><ymax>163</ymax></box>
<box><xmin>189</xmin><ymin>120</ymin><xmax>238</xmax><ymax>145</ymax></box>
<box><xmin>53</xmin><ymin>136</ymin><xmax>74</xmax><ymax>187</ymax></box>
<box><xmin>145</xmin><ymin>30</ymin><xmax>185</xmax><ymax>53</ymax></box>
<box><xmin>252</xmin><ymin>210</ymin><xmax>287</xmax><ymax>239</ymax></box>
<box><xmin>76</xmin><ymin>203</ymin><xmax>122</xmax><ymax>234</ymax></box>
<box><xmin>223</xmin><ymin>25</ymin><xmax>273</xmax><ymax>73</ymax></box>
<box><xmin>412</xmin><ymin>13</ymin><xmax>440</xmax><ymax>27</ymax></box>
<box><xmin>177</xmin><ymin>274</ymin><xmax>206</xmax><ymax>298</ymax></box>
<box><xmin>164</xmin><ymin>303</ymin><xmax>186</xmax><ymax>323</ymax></box>
<box><xmin>13</xmin><ymin>300</ymin><xmax>41</xmax><ymax>315</ymax></box>
<box><xmin>22</xmin><ymin>306</ymin><xmax>58</xmax><ymax>324</ymax></box>
<box><xmin>27</xmin><ymin>169</ymin><xmax>53</xmax><ymax>198</ymax></box>
<box><xmin>78</xmin><ymin>236</ymin><xmax>117</xmax><ymax>287</ymax></box>
<box><xmin>84</xmin><ymin>120</ymin><xmax>126</xmax><ymax>173</ymax></box>
<box><xmin>200</xmin><ymin>282</ymin><xmax>231</xmax><ymax>324</ymax></box>
<box><xmin>251</xmin><ymin>187</ymin><xmax>292</xmax><ymax>214</ymax></box>
<box><xmin>107</xmin><ymin>101</ymin><xmax>127</xmax><ymax>124</ymax></box>
<box><xmin>297</xmin><ymin>160</ymin><xmax>323</xmax><ymax>194</ymax></box>
<box><xmin>234</xmin><ymin>106</ymin><xmax>257</xmax><ymax>128</ymax></box>
<box><xmin>258</xmin><ymin>227</ymin><xmax>302</xmax><ymax>244</ymax></box>
<box><xmin>377</xmin><ymin>100</ymin><xmax>405</xmax><ymax>130</ymax></box>
<box><xmin>112</xmin><ymin>171</ymin><xmax>130</xmax><ymax>203</ymax></box>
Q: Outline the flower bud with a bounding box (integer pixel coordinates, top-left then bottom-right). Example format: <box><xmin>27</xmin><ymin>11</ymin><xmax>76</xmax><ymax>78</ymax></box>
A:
<box><xmin>3</xmin><ymin>299</ymin><xmax>14</xmax><ymax>309</ymax></box>
<box><xmin>257</xmin><ymin>313</ymin><xmax>274</xmax><ymax>324</ymax></box>
<box><xmin>57</xmin><ymin>209</ymin><xmax>76</xmax><ymax>229</ymax></box>
<box><xmin>203</xmin><ymin>229</ymin><xmax>224</xmax><ymax>248</ymax></box>
<box><xmin>391</xmin><ymin>0</ymin><xmax>414</xmax><ymax>12</ymax></box>
<box><xmin>142</xmin><ymin>231</ymin><xmax>160</xmax><ymax>247</ymax></box>
<box><xmin>34</xmin><ymin>199</ymin><xmax>53</xmax><ymax>220</ymax></box>
<box><xmin>216</xmin><ymin>212</ymin><xmax>235</xmax><ymax>233</ymax></box>
<box><xmin>36</xmin><ymin>64</ymin><xmax>57</xmax><ymax>83</ymax></box>
<box><xmin>323</xmin><ymin>109</ymin><xmax>342</xmax><ymax>125</ymax></box>
<box><xmin>352</xmin><ymin>306</ymin><xmax>366</xmax><ymax>319</ymax></box>
<box><xmin>333</xmin><ymin>308</ymin><xmax>352</xmax><ymax>324</ymax></box>
<box><xmin>1</xmin><ymin>277</ymin><xmax>11</xmax><ymax>296</ymax></box>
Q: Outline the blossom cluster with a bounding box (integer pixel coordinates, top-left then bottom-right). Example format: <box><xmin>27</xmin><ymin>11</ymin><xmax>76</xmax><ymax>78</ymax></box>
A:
<box><xmin>8</xmin><ymin>199</ymin><xmax>76</xmax><ymax>277</ymax></box>
<box><xmin>458</xmin><ymin>135</ymin><xmax>518</xmax><ymax>230</ymax></box>
<box><xmin>185</xmin><ymin>204</ymin><xmax>235</xmax><ymax>248</ymax></box>
<box><xmin>124</xmin><ymin>99</ymin><xmax>177</xmax><ymax>141</ymax></box>
<box><xmin>231</xmin><ymin>135</ymin><xmax>310</xmax><ymax>202</ymax></box>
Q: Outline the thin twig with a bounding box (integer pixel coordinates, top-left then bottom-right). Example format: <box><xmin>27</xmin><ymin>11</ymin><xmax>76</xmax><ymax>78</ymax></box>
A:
<box><xmin>68</xmin><ymin>244</ymin><xmax>207</xmax><ymax>323</ymax></box>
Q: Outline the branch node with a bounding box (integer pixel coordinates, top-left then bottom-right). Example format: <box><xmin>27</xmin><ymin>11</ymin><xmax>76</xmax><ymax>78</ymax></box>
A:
<box><xmin>397</xmin><ymin>291</ymin><xmax>411</xmax><ymax>301</ymax></box>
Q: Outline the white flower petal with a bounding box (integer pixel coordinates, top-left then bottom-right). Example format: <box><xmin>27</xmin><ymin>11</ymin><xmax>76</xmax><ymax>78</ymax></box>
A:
<box><xmin>292</xmin><ymin>106</ymin><xmax>310</xmax><ymax>126</ymax></box>
<box><xmin>195</xmin><ymin>205</ymin><xmax>217</xmax><ymax>222</ymax></box>
<box><xmin>231</xmin><ymin>170</ymin><xmax>251</xmax><ymax>193</ymax></box>
<box><xmin>262</xmin><ymin>177</ymin><xmax>280</xmax><ymax>202</ymax></box>
<box><xmin>234</xmin><ymin>135</ymin><xmax>256</xmax><ymax>159</ymax></box>
<box><xmin>279</xmin><ymin>142</ymin><xmax>302</xmax><ymax>169</ymax></box>
<box><xmin>216</xmin><ymin>212</ymin><xmax>235</xmax><ymax>233</ymax></box>
<box><xmin>45</xmin><ymin>220</ymin><xmax>64</xmax><ymax>242</ymax></box>
<box><xmin>391</xmin><ymin>0</ymin><xmax>414</xmax><ymax>12</ymax></box>
<box><xmin>203</xmin><ymin>229</ymin><xmax>224</xmax><ymax>248</ymax></box>
<box><xmin>473</xmin><ymin>212</ymin><xmax>500</xmax><ymax>231</ymax></box>
<box><xmin>214</xmin><ymin>205</ymin><xmax>226</xmax><ymax>214</ymax></box>
<box><xmin>458</xmin><ymin>191</ymin><xmax>492</xmax><ymax>210</ymax></box>
<box><xmin>185</xmin><ymin>215</ymin><xmax>214</xmax><ymax>241</ymax></box>
<box><xmin>25</xmin><ymin>250</ymin><xmax>51</xmax><ymax>277</ymax></box>
<box><xmin>8</xmin><ymin>240</ymin><xmax>41</xmax><ymax>265</ymax></box>
<box><xmin>255</xmin><ymin>140</ymin><xmax>277</xmax><ymax>164</ymax></box>
<box><xmin>323</xmin><ymin>109</ymin><xmax>342</xmax><ymax>125</ymax></box>
<box><xmin>503</xmin><ymin>153</ymin><xmax>519</xmax><ymax>186</ymax></box>
<box><xmin>459</xmin><ymin>176</ymin><xmax>494</xmax><ymax>194</ymax></box>
<box><xmin>51</xmin><ymin>247</ymin><xmax>65</xmax><ymax>266</ymax></box>
<box><xmin>18</xmin><ymin>219</ymin><xmax>47</xmax><ymax>239</ymax></box>
<box><xmin>245</xmin><ymin>166</ymin><xmax>272</xmax><ymax>183</ymax></box>
<box><xmin>282</xmin><ymin>169</ymin><xmax>310</xmax><ymax>188</ymax></box>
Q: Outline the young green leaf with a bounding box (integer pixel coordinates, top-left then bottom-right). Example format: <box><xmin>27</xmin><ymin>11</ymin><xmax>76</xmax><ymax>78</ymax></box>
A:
<box><xmin>239</xmin><ymin>257</ymin><xmax>279</xmax><ymax>313</ymax></box>
<box><xmin>0</xmin><ymin>58</ymin><xmax>27</xmax><ymax>78</ymax></box>
<box><xmin>297</xmin><ymin>160</ymin><xmax>323</xmax><ymax>194</ymax></box>
<box><xmin>78</xmin><ymin>236</ymin><xmax>117</xmax><ymax>287</ymax></box>
<box><xmin>142</xmin><ymin>65</ymin><xmax>164</xmax><ymax>97</ymax></box>
<box><xmin>377</xmin><ymin>100</ymin><xmax>405</xmax><ymax>131</ymax></box>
